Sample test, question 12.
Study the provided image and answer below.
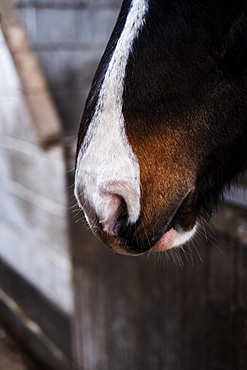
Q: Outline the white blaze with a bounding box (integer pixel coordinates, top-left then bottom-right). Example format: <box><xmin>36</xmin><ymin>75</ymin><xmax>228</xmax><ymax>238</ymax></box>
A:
<box><xmin>75</xmin><ymin>0</ymin><xmax>149</xmax><ymax>227</ymax></box>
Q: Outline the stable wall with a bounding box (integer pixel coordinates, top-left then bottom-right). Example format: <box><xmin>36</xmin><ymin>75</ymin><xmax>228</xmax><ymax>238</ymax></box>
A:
<box><xmin>1</xmin><ymin>1</ymin><xmax>247</xmax><ymax>369</ymax></box>
<box><xmin>0</xmin><ymin>3</ymin><xmax>74</xmax><ymax>366</ymax></box>
<box><xmin>14</xmin><ymin>0</ymin><xmax>122</xmax><ymax>136</ymax></box>
<box><xmin>0</xmin><ymin>1</ymin><xmax>122</xmax><ymax>367</ymax></box>
<box><xmin>0</xmin><ymin>18</ymin><xmax>73</xmax><ymax>314</ymax></box>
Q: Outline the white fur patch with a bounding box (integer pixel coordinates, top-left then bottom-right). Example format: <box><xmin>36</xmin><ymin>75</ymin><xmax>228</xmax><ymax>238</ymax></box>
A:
<box><xmin>173</xmin><ymin>224</ymin><xmax>197</xmax><ymax>247</ymax></box>
<box><xmin>153</xmin><ymin>224</ymin><xmax>198</xmax><ymax>253</ymax></box>
<box><xmin>75</xmin><ymin>0</ymin><xmax>149</xmax><ymax>227</ymax></box>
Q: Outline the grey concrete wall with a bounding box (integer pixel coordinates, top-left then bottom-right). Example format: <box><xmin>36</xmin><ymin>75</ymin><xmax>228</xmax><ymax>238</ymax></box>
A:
<box><xmin>14</xmin><ymin>0</ymin><xmax>122</xmax><ymax>136</ymax></box>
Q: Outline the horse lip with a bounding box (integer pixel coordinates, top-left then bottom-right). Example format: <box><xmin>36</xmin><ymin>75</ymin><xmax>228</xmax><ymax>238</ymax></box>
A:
<box><xmin>150</xmin><ymin>189</ymin><xmax>196</xmax><ymax>253</ymax></box>
<box><xmin>142</xmin><ymin>188</ymin><xmax>196</xmax><ymax>253</ymax></box>
<box><xmin>117</xmin><ymin>188</ymin><xmax>196</xmax><ymax>255</ymax></box>
<box><xmin>162</xmin><ymin>188</ymin><xmax>195</xmax><ymax>232</ymax></box>
<box><xmin>94</xmin><ymin>188</ymin><xmax>196</xmax><ymax>256</ymax></box>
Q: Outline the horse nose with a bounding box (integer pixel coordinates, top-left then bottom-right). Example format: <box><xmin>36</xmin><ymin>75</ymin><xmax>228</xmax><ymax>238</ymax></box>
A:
<box><xmin>75</xmin><ymin>179</ymin><xmax>140</xmax><ymax>236</ymax></box>
<box><xmin>96</xmin><ymin>192</ymin><xmax>126</xmax><ymax>235</ymax></box>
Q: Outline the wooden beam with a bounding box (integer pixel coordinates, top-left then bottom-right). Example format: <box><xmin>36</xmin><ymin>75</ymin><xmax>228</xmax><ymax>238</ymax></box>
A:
<box><xmin>0</xmin><ymin>0</ymin><xmax>62</xmax><ymax>149</ymax></box>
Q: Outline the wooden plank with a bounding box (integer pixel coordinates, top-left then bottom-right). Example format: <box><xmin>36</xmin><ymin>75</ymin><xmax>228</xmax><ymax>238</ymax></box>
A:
<box><xmin>204</xmin><ymin>234</ymin><xmax>236</xmax><ymax>370</ymax></box>
<box><xmin>0</xmin><ymin>0</ymin><xmax>62</xmax><ymax>148</ymax></box>
<box><xmin>0</xmin><ymin>90</ymin><xmax>34</xmax><ymax>142</ymax></box>
<box><xmin>0</xmin><ymin>220</ymin><xmax>73</xmax><ymax>314</ymax></box>
<box><xmin>179</xmin><ymin>232</ymin><xmax>207</xmax><ymax>370</ymax></box>
<box><xmin>0</xmin><ymin>288</ymin><xmax>74</xmax><ymax>370</ymax></box>
<box><xmin>211</xmin><ymin>202</ymin><xmax>247</xmax><ymax>369</ymax></box>
<box><xmin>0</xmin><ymin>259</ymin><xmax>72</xmax><ymax>357</ymax></box>
<box><xmin>0</xmin><ymin>135</ymin><xmax>67</xmax><ymax>206</ymax></box>
<box><xmin>0</xmin><ymin>184</ymin><xmax>69</xmax><ymax>255</ymax></box>
<box><xmin>236</xmin><ymin>240</ymin><xmax>247</xmax><ymax>369</ymax></box>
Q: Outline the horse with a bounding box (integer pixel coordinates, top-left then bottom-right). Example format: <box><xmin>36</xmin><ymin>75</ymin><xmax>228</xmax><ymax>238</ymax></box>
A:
<box><xmin>74</xmin><ymin>0</ymin><xmax>247</xmax><ymax>255</ymax></box>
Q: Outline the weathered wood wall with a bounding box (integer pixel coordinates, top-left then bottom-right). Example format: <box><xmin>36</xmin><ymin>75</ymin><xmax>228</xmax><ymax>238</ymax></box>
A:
<box><xmin>13</xmin><ymin>0</ymin><xmax>122</xmax><ymax>136</ymax></box>
<box><xmin>0</xmin><ymin>1</ymin><xmax>122</xmax><ymax>368</ymax></box>
<box><xmin>0</xmin><ymin>4</ymin><xmax>74</xmax><ymax>366</ymax></box>
<box><xmin>1</xmin><ymin>1</ymin><xmax>247</xmax><ymax>369</ymax></box>
<box><xmin>70</xmin><ymin>196</ymin><xmax>247</xmax><ymax>370</ymax></box>
<box><xmin>0</xmin><ymin>20</ymin><xmax>73</xmax><ymax>315</ymax></box>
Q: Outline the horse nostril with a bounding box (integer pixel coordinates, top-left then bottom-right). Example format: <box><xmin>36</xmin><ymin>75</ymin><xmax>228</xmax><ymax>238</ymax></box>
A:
<box><xmin>75</xmin><ymin>177</ymin><xmax>140</xmax><ymax>239</ymax></box>
<box><xmin>98</xmin><ymin>193</ymin><xmax>128</xmax><ymax>236</ymax></box>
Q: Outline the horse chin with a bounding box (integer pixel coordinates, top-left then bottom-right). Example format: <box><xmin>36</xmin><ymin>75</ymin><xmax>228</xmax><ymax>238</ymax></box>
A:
<box><xmin>152</xmin><ymin>224</ymin><xmax>198</xmax><ymax>253</ymax></box>
<box><xmin>95</xmin><ymin>221</ymin><xmax>198</xmax><ymax>256</ymax></box>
